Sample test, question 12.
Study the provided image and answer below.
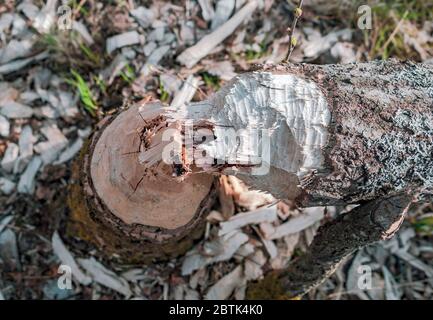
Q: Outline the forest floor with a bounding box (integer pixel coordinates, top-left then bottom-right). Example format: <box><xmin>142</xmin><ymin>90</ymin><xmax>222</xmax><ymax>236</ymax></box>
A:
<box><xmin>1</xmin><ymin>0</ymin><xmax>433</xmax><ymax>300</ymax></box>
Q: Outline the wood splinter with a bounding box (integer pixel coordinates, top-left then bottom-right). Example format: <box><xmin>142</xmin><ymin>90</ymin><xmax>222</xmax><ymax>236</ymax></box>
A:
<box><xmin>70</xmin><ymin>60</ymin><xmax>433</xmax><ymax>294</ymax></box>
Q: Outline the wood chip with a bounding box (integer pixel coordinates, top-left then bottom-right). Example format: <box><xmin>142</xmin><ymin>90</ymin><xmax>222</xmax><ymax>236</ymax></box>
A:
<box><xmin>0</xmin><ymin>228</ymin><xmax>20</xmax><ymax>271</ymax></box>
<box><xmin>32</xmin><ymin>0</ymin><xmax>57</xmax><ymax>33</ymax></box>
<box><xmin>382</xmin><ymin>266</ymin><xmax>402</xmax><ymax>300</ymax></box>
<box><xmin>52</xmin><ymin>231</ymin><xmax>92</xmax><ymax>286</ymax></box>
<box><xmin>261</xmin><ymin>237</ymin><xmax>278</xmax><ymax>259</ymax></box>
<box><xmin>0</xmin><ymin>101</ymin><xmax>33</xmax><ymax>119</ymax></box>
<box><xmin>54</xmin><ymin>138</ymin><xmax>83</xmax><ymax>165</ymax></box>
<box><xmin>0</xmin><ymin>215</ymin><xmax>13</xmax><ymax>235</ymax></box>
<box><xmin>218</xmin><ymin>205</ymin><xmax>278</xmax><ymax>236</ymax></box>
<box><xmin>203</xmin><ymin>60</ymin><xmax>237</xmax><ymax>81</ymax></box>
<box><xmin>177</xmin><ymin>0</ymin><xmax>259</xmax><ymax>68</ymax></box>
<box><xmin>266</xmin><ymin>207</ymin><xmax>325</xmax><ymax>240</ymax></box>
<box><xmin>217</xmin><ymin>176</ymin><xmax>236</xmax><ymax>219</ymax></box>
<box><xmin>302</xmin><ymin>28</ymin><xmax>352</xmax><ymax>59</ymax></box>
<box><xmin>72</xmin><ymin>21</ymin><xmax>94</xmax><ymax>45</ymax></box>
<box><xmin>0</xmin><ymin>114</ymin><xmax>10</xmax><ymax>137</ymax></box>
<box><xmin>211</xmin><ymin>0</ymin><xmax>236</xmax><ymax>30</ymax></box>
<box><xmin>244</xmin><ymin>249</ymin><xmax>266</xmax><ymax>280</ymax></box>
<box><xmin>0</xmin><ymin>39</ymin><xmax>34</xmax><ymax>64</ymax></box>
<box><xmin>170</xmin><ymin>75</ymin><xmax>200</xmax><ymax>109</ymax></box>
<box><xmin>198</xmin><ymin>0</ymin><xmax>215</xmax><ymax>21</ymax></box>
<box><xmin>78</xmin><ymin>257</ymin><xmax>132</xmax><ymax>297</ymax></box>
<box><xmin>130</xmin><ymin>6</ymin><xmax>156</xmax><ymax>28</ymax></box>
<box><xmin>14</xmin><ymin>125</ymin><xmax>34</xmax><ymax>173</ymax></box>
<box><xmin>189</xmin><ymin>268</ymin><xmax>208</xmax><ymax>290</ymax></box>
<box><xmin>17</xmin><ymin>156</ymin><xmax>42</xmax><ymax>194</ymax></box>
<box><xmin>34</xmin><ymin>124</ymin><xmax>68</xmax><ymax>164</ymax></box>
<box><xmin>0</xmin><ymin>178</ymin><xmax>15</xmax><ymax>195</ymax></box>
<box><xmin>206</xmin><ymin>210</ymin><xmax>224</xmax><ymax>223</ymax></box>
<box><xmin>181</xmin><ymin>231</ymin><xmax>248</xmax><ymax>275</ymax></box>
<box><xmin>0</xmin><ymin>51</ymin><xmax>49</xmax><ymax>75</ymax></box>
<box><xmin>395</xmin><ymin>250</ymin><xmax>433</xmax><ymax>285</ymax></box>
<box><xmin>1</xmin><ymin>142</ymin><xmax>19</xmax><ymax>172</ymax></box>
<box><xmin>106</xmin><ymin>31</ymin><xmax>142</xmax><ymax>55</ymax></box>
<box><xmin>205</xmin><ymin>265</ymin><xmax>243</xmax><ymax>300</ymax></box>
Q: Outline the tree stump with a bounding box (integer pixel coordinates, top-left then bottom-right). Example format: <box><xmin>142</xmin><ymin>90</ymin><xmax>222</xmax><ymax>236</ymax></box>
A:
<box><xmin>67</xmin><ymin>103</ymin><xmax>217</xmax><ymax>263</ymax></box>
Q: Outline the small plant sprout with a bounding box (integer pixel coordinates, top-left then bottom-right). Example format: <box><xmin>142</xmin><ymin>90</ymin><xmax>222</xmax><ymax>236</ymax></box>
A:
<box><xmin>120</xmin><ymin>64</ymin><xmax>136</xmax><ymax>85</ymax></box>
<box><xmin>285</xmin><ymin>0</ymin><xmax>304</xmax><ymax>63</ymax></box>
<box><xmin>66</xmin><ymin>69</ymin><xmax>99</xmax><ymax>116</ymax></box>
<box><xmin>158</xmin><ymin>78</ymin><xmax>170</xmax><ymax>102</ymax></box>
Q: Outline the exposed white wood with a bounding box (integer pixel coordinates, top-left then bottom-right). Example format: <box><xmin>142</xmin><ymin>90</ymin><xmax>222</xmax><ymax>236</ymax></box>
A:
<box><xmin>166</xmin><ymin>72</ymin><xmax>331</xmax><ymax>180</ymax></box>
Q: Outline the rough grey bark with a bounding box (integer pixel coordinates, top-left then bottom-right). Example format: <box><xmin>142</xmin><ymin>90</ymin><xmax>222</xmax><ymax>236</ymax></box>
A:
<box><xmin>279</xmin><ymin>61</ymin><xmax>433</xmax><ymax>207</ymax></box>
<box><xmin>235</xmin><ymin>61</ymin><xmax>433</xmax><ymax>207</ymax></box>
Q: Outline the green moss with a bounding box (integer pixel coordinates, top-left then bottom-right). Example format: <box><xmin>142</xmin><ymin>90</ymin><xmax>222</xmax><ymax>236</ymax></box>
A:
<box><xmin>246</xmin><ymin>272</ymin><xmax>295</xmax><ymax>300</ymax></box>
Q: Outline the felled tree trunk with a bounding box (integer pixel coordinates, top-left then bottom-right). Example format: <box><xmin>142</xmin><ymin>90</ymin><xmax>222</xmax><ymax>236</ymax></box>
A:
<box><xmin>139</xmin><ymin>59</ymin><xmax>432</xmax><ymax>296</ymax></box>
<box><xmin>67</xmin><ymin>103</ymin><xmax>218</xmax><ymax>263</ymax></box>
<box><xmin>148</xmin><ymin>60</ymin><xmax>433</xmax><ymax>204</ymax></box>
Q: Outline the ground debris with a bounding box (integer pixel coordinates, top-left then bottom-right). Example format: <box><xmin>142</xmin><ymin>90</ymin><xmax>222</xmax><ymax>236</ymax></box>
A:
<box><xmin>78</xmin><ymin>257</ymin><xmax>132</xmax><ymax>297</ymax></box>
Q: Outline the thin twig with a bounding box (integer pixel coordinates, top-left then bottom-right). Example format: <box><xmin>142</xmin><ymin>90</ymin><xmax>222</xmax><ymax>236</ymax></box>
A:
<box><xmin>381</xmin><ymin>10</ymin><xmax>409</xmax><ymax>57</ymax></box>
<box><xmin>72</xmin><ymin>0</ymin><xmax>87</xmax><ymax>19</ymax></box>
<box><xmin>284</xmin><ymin>0</ymin><xmax>305</xmax><ymax>63</ymax></box>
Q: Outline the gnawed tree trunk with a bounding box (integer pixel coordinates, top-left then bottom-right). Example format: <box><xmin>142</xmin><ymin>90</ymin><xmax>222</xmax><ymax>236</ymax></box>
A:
<box><xmin>70</xmin><ymin>60</ymin><xmax>432</xmax><ymax>293</ymax></box>
<box><xmin>152</xmin><ymin>60</ymin><xmax>433</xmax><ymax>206</ymax></box>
